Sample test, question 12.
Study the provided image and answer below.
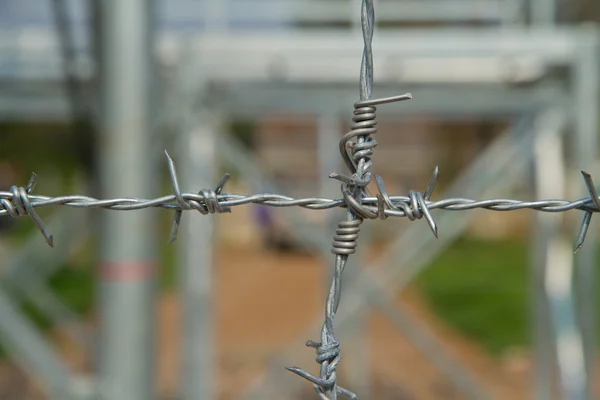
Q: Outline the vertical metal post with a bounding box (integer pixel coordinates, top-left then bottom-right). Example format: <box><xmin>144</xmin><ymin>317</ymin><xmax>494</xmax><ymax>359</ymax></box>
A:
<box><xmin>530</xmin><ymin>181</ymin><xmax>555</xmax><ymax>399</ymax></box>
<box><xmin>352</xmin><ymin>0</ymin><xmax>363</xmax><ymax>33</ymax></box>
<box><xmin>178</xmin><ymin>109</ymin><xmax>218</xmax><ymax>400</ymax></box>
<box><xmin>206</xmin><ymin>0</ymin><xmax>227</xmax><ymax>33</ymax></box>
<box><xmin>573</xmin><ymin>40</ymin><xmax>599</xmax><ymax>400</ymax></box>
<box><xmin>528</xmin><ymin>111</ymin><xmax>554</xmax><ymax>400</ymax></box>
<box><xmin>501</xmin><ymin>0</ymin><xmax>524</xmax><ymax>25</ymax></box>
<box><xmin>317</xmin><ymin>114</ymin><xmax>341</xmax><ymax>222</ymax></box>
<box><xmin>530</xmin><ymin>0</ymin><xmax>557</xmax><ymax>25</ymax></box>
<box><xmin>97</xmin><ymin>1</ymin><xmax>156</xmax><ymax>399</ymax></box>
<box><xmin>533</xmin><ymin>110</ymin><xmax>586</xmax><ymax>400</ymax></box>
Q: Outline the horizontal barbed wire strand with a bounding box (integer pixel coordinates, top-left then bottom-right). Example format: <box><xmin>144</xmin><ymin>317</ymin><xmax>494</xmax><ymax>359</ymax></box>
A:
<box><xmin>2</xmin><ymin>156</ymin><xmax>599</xmax><ymax>254</ymax></box>
<box><xmin>3</xmin><ymin>185</ymin><xmax>600</xmax><ymax>215</ymax></box>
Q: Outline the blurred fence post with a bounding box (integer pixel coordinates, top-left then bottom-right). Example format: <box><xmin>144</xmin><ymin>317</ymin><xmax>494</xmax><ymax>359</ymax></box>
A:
<box><xmin>531</xmin><ymin>0</ymin><xmax>557</xmax><ymax>25</ymax></box>
<box><xmin>317</xmin><ymin>114</ymin><xmax>341</xmax><ymax>211</ymax></box>
<box><xmin>97</xmin><ymin>1</ymin><xmax>157</xmax><ymax>399</ymax></box>
<box><xmin>178</xmin><ymin>109</ymin><xmax>219</xmax><ymax>400</ymax></box>
<box><xmin>533</xmin><ymin>109</ymin><xmax>586</xmax><ymax>400</ymax></box>
<box><xmin>317</xmin><ymin>113</ymin><xmax>343</xmax><ymax>243</ymax></box>
<box><xmin>573</xmin><ymin>40</ymin><xmax>599</xmax><ymax>400</ymax></box>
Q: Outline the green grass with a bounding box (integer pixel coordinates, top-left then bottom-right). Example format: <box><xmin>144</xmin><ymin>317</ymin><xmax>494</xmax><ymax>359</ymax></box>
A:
<box><xmin>415</xmin><ymin>236</ymin><xmax>599</xmax><ymax>356</ymax></box>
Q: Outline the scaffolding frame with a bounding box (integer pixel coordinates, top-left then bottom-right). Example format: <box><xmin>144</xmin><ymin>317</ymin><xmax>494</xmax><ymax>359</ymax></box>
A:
<box><xmin>0</xmin><ymin>4</ymin><xmax>598</xmax><ymax>398</ymax></box>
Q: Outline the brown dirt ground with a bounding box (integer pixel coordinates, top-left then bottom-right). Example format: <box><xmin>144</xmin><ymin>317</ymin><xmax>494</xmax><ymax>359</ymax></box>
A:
<box><xmin>154</xmin><ymin>244</ymin><xmax>542</xmax><ymax>399</ymax></box>
<box><xmin>3</xmin><ymin>244</ymin><xmax>599</xmax><ymax>399</ymax></box>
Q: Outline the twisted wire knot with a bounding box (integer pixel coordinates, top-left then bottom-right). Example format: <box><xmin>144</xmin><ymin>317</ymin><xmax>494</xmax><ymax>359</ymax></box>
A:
<box><xmin>308</xmin><ymin>339</ymin><xmax>341</xmax><ymax>365</ymax></box>
<box><xmin>287</xmin><ymin>337</ymin><xmax>357</xmax><ymax>399</ymax></box>
<box><xmin>1</xmin><ymin>185</ymin><xmax>29</xmax><ymax>218</ymax></box>
<box><xmin>375</xmin><ymin>167</ymin><xmax>440</xmax><ymax>238</ymax></box>
<box><xmin>165</xmin><ymin>151</ymin><xmax>231</xmax><ymax>243</ymax></box>
<box><xmin>330</xmin><ymin>94</ymin><xmax>413</xmax><ymax>223</ymax></box>
<box><xmin>0</xmin><ymin>173</ymin><xmax>53</xmax><ymax>247</ymax></box>
<box><xmin>344</xmin><ymin>102</ymin><xmax>379</xmax><ymax>186</ymax></box>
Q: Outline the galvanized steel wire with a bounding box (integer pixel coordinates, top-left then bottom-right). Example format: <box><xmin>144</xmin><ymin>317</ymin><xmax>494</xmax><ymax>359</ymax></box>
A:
<box><xmin>3</xmin><ymin>175</ymin><xmax>600</xmax><ymax>229</ymax></box>
<box><xmin>1</xmin><ymin>1</ymin><xmax>600</xmax><ymax>399</ymax></box>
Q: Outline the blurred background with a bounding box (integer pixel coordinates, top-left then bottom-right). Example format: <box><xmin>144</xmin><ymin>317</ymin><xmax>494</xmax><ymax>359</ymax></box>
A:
<box><xmin>1</xmin><ymin>0</ymin><xmax>600</xmax><ymax>399</ymax></box>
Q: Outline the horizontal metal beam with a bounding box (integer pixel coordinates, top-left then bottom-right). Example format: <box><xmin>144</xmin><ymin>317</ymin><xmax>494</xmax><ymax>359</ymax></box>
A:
<box><xmin>193</xmin><ymin>55</ymin><xmax>549</xmax><ymax>85</ymax></box>
<box><xmin>0</xmin><ymin>80</ymin><xmax>566</xmax><ymax>121</ymax></box>
<box><xmin>2</xmin><ymin>27</ymin><xmax>596</xmax><ymax>82</ymax></box>
<box><xmin>206</xmin><ymin>81</ymin><xmax>566</xmax><ymax>117</ymax></box>
<box><xmin>172</xmin><ymin>28</ymin><xmax>598</xmax><ymax>79</ymax></box>
<box><xmin>0</xmin><ymin>27</ymin><xmax>597</xmax><ymax>120</ymax></box>
<box><xmin>293</xmin><ymin>0</ymin><xmax>514</xmax><ymax>23</ymax></box>
<box><xmin>163</xmin><ymin>0</ymin><xmax>515</xmax><ymax>25</ymax></box>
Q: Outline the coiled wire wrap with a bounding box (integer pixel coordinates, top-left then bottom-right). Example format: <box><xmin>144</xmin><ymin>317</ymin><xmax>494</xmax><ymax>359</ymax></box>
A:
<box><xmin>331</xmin><ymin>219</ymin><xmax>362</xmax><ymax>255</ymax></box>
<box><xmin>330</xmin><ymin>95</ymin><xmax>413</xmax><ymax>223</ymax></box>
<box><xmin>339</xmin><ymin>102</ymin><xmax>378</xmax><ymax>185</ymax></box>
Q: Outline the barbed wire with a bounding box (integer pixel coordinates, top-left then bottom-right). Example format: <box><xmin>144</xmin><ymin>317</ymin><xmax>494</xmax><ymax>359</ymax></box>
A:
<box><xmin>1</xmin><ymin>1</ymin><xmax>600</xmax><ymax>399</ymax></box>
<box><xmin>2</xmin><ymin>161</ymin><xmax>599</xmax><ymax>243</ymax></box>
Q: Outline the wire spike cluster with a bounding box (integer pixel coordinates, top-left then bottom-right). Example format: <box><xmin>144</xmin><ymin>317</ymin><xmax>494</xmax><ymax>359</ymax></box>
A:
<box><xmin>376</xmin><ymin>166</ymin><xmax>439</xmax><ymax>238</ymax></box>
<box><xmin>0</xmin><ymin>173</ymin><xmax>54</xmax><ymax>247</ymax></box>
<box><xmin>165</xmin><ymin>150</ymin><xmax>231</xmax><ymax>243</ymax></box>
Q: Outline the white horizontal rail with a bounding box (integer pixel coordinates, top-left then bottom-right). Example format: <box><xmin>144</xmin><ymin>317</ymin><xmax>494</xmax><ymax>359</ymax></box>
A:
<box><xmin>293</xmin><ymin>0</ymin><xmax>510</xmax><ymax>22</ymax></box>
<box><xmin>0</xmin><ymin>28</ymin><xmax>593</xmax><ymax>81</ymax></box>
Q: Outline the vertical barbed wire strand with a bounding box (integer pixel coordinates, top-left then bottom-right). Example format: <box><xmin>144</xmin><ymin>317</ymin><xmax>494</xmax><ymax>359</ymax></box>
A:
<box><xmin>286</xmin><ymin>2</ymin><xmax>376</xmax><ymax>399</ymax></box>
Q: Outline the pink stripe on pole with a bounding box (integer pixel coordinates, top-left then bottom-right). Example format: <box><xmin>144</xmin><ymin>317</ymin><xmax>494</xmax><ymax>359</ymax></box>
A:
<box><xmin>99</xmin><ymin>262</ymin><xmax>156</xmax><ymax>281</ymax></box>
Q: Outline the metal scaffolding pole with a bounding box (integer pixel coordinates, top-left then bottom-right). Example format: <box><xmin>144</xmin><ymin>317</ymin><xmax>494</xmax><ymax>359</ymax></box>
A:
<box><xmin>96</xmin><ymin>1</ymin><xmax>157</xmax><ymax>399</ymax></box>
<box><xmin>530</xmin><ymin>0</ymin><xmax>557</xmax><ymax>25</ymax></box>
<box><xmin>178</xmin><ymin>109</ymin><xmax>219</xmax><ymax>400</ymax></box>
<box><xmin>532</xmin><ymin>110</ymin><xmax>586</xmax><ymax>400</ymax></box>
<box><xmin>573</xmin><ymin>39</ymin><xmax>599</xmax><ymax>400</ymax></box>
<box><xmin>317</xmin><ymin>114</ymin><xmax>341</xmax><ymax>208</ymax></box>
<box><xmin>530</xmin><ymin>178</ymin><xmax>556</xmax><ymax>399</ymax></box>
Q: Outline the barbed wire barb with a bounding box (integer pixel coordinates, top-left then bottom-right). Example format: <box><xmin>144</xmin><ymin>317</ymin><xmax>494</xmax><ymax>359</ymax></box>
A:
<box><xmin>575</xmin><ymin>170</ymin><xmax>599</xmax><ymax>252</ymax></box>
<box><xmin>0</xmin><ymin>172</ymin><xmax>54</xmax><ymax>247</ymax></box>
<box><xmin>376</xmin><ymin>166</ymin><xmax>439</xmax><ymax>237</ymax></box>
<box><xmin>165</xmin><ymin>149</ymin><xmax>231</xmax><ymax>244</ymax></box>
